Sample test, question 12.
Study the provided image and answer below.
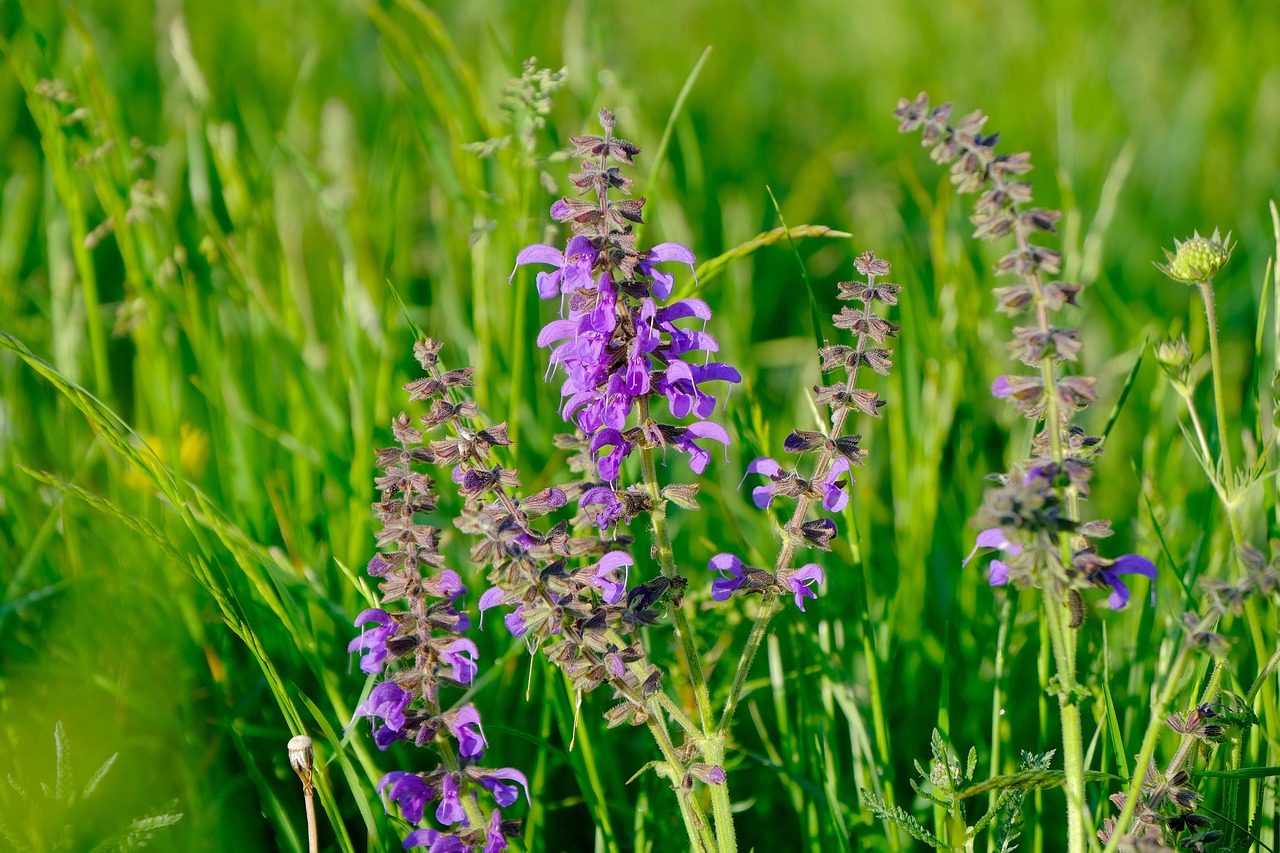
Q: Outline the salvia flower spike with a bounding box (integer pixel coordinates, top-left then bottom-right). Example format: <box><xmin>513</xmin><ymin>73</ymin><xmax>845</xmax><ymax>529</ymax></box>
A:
<box><xmin>345</xmin><ymin>337</ymin><xmax>527</xmax><ymax>851</ymax></box>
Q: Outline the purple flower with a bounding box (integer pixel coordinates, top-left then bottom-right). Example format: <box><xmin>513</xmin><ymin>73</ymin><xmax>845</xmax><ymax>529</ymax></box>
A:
<box><xmin>992</xmin><ymin>375</ymin><xmax>1012</xmax><ymax>398</ymax></box>
<box><xmin>818</xmin><ymin>457</ymin><xmax>852</xmax><ymax>512</ymax></box>
<box><xmin>348</xmin><ymin>608</ymin><xmax>397</xmax><ymax>674</ymax></box>
<box><xmin>402</xmin><ymin>829</ymin><xmax>468</xmax><ymax>852</ymax></box>
<box><xmin>742</xmin><ymin>457</ymin><xmax>783</xmax><ymax>508</ymax></box>
<box><xmin>675</xmin><ymin>422</ymin><xmax>732</xmax><ymax>475</ymax></box>
<box><xmin>423</xmin><ymin>569</ymin><xmax>467</xmax><ymax>602</ymax></box>
<box><xmin>483</xmin><ymin>809</ymin><xmax>512</xmax><ymax>853</ymax></box>
<box><xmin>963</xmin><ymin>527</ymin><xmax>1023</xmax><ymax>585</ymax></box>
<box><xmin>477</xmin><ymin>587</ymin><xmax>505</xmax><ymax>629</ymax></box>
<box><xmin>443</xmin><ymin>705</ymin><xmax>488</xmax><ymax>758</ymax></box>
<box><xmin>352</xmin><ymin>682</ymin><xmax>413</xmax><ymax>750</ymax></box>
<box><xmin>590</xmin><ymin>428</ymin><xmax>633</xmax><ymax>482</ymax></box>
<box><xmin>438</xmin><ymin>638</ymin><xmax>479</xmax><ymax>685</ymax></box>
<box><xmin>477</xmin><ymin>767</ymin><xmax>530</xmax><ymax>808</ymax></box>
<box><xmin>588</xmin><ymin>552</ymin><xmax>633</xmax><ymax>604</ymax></box>
<box><xmin>780</xmin><ymin>564</ymin><xmax>824</xmax><ymax>611</ymax></box>
<box><xmin>435</xmin><ymin>773</ymin><xmax>467</xmax><ymax>826</ymax></box>
<box><xmin>509</xmin><ymin>235</ymin><xmax>597</xmax><ymax>300</ymax></box>
<box><xmin>638</xmin><ymin>242</ymin><xmax>697</xmax><ymax>300</ymax></box>
<box><xmin>504</xmin><ymin>605</ymin><xmax>529</xmax><ymax>638</ymax></box>
<box><xmin>710</xmin><ymin>553</ymin><xmax>746</xmax><ymax>601</ymax></box>
<box><xmin>579</xmin><ymin>486</ymin><xmax>624</xmax><ymax>529</ymax></box>
<box><xmin>967</xmin><ymin>527</ymin><xmax>1157</xmax><ymax>609</ymax></box>
<box><xmin>377</xmin><ymin>771</ymin><xmax>433</xmax><ymax>825</ymax></box>
<box><xmin>1100</xmin><ymin>555</ymin><xmax>1158</xmax><ymax>610</ymax></box>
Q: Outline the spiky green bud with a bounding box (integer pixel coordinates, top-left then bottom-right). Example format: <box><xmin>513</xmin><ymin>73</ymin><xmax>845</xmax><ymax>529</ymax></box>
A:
<box><xmin>1154</xmin><ymin>335</ymin><xmax>1192</xmax><ymax>385</ymax></box>
<box><xmin>1155</xmin><ymin>228</ymin><xmax>1235</xmax><ymax>284</ymax></box>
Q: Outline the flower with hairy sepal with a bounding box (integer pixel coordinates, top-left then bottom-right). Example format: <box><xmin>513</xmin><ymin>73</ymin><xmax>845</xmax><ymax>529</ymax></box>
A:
<box><xmin>710</xmin><ymin>554</ymin><xmax>824</xmax><ymax>611</ymax></box>
<box><xmin>1155</xmin><ymin>228</ymin><xmax>1235</xmax><ymax>284</ymax></box>
<box><xmin>441</xmin><ymin>705</ymin><xmax>488</xmax><ymax>758</ymax></box>
<box><xmin>378</xmin><ymin>771</ymin><xmax>434</xmax><ymax>825</ymax></box>
<box><xmin>349</xmin><ymin>608</ymin><xmax>398</xmax><ymax>674</ymax></box>
<box><xmin>480</xmin><ymin>809</ymin><xmax>521</xmax><ymax>853</ymax></box>
<box><xmin>742</xmin><ymin>455</ymin><xmax>851</xmax><ymax>511</ymax></box>
<box><xmin>509</xmin><ymin>235</ymin><xmax>598</xmax><ymax>299</ymax></box>
<box><xmin>778</xmin><ymin>564</ymin><xmax>824</xmax><ymax>611</ymax></box>
<box><xmin>436</xmin><ymin>638</ymin><xmax>479</xmax><ymax>686</ymax></box>
<box><xmin>401</xmin><ymin>828</ymin><xmax>467</xmax><ymax>852</ymax></box>
<box><xmin>638</xmin><ymin>242</ymin><xmax>698</xmax><ymax>300</ymax></box>
<box><xmin>475</xmin><ymin>767</ymin><xmax>531</xmax><ymax>808</ymax></box>
<box><xmin>967</xmin><ymin>527</ymin><xmax>1157</xmax><ymax>609</ymax></box>
<box><xmin>435</xmin><ymin>773</ymin><xmax>467</xmax><ymax>826</ymax></box>
<box><xmin>351</xmin><ymin>682</ymin><xmax>413</xmax><ymax>750</ymax></box>
<box><xmin>581</xmin><ymin>551</ymin><xmax>633</xmax><ymax>605</ymax></box>
<box><xmin>962</xmin><ymin>527</ymin><xmax>1023</xmax><ymax>585</ymax></box>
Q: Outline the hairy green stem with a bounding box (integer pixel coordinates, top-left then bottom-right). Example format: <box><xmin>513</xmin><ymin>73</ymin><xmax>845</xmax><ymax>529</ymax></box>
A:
<box><xmin>1198</xmin><ymin>280</ymin><xmax>1235</xmax><ymax>488</ymax></box>
<box><xmin>634</xmin><ymin>397</ymin><xmax>728</xmax><ymax>852</ymax></box>
<box><xmin>636</xmin><ymin>397</ymin><xmax>716</xmax><ymax>734</ymax></box>
<box><xmin>645</xmin><ymin>715</ymin><xmax>716</xmax><ymax>852</ymax></box>
<box><xmin>1025</xmin><ymin>251</ymin><xmax>1086</xmax><ymax>852</ymax></box>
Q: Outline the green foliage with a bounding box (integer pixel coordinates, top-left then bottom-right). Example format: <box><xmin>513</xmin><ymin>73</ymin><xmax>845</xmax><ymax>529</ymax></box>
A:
<box><xmin>2</xmin><ymin>0</ymin><xmax>1279</xmax><ymax>851</ymax></box>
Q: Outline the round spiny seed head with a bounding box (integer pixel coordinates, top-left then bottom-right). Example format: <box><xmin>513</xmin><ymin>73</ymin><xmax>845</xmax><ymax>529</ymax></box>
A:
<box><xmin>1155</xmin><ymin>228</ymin><xmax>1235</xmax><ymax>284</ymax></box>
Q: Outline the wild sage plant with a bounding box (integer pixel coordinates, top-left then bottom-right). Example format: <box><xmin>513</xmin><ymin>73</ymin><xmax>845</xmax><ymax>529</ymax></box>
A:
<box><xmin>346</xmin><ymin>341</ymin><xmax>528</xmax><ymax>852</ymax></box>
<box><xmin>343</xmin><ymin>108</ymin><xmax>900</xmax><ymax>853</ymax></box>
<box><xmin>896</xmin><ymin>93</ymin><xmax>1158</xmax><ymax>851</ymax></box>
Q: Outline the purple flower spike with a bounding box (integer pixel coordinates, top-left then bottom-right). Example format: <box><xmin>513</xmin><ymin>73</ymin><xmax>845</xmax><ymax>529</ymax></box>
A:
<box><xmin>435</xmin><ymin>773</ymin><xmax>467</xmax><ymax>826</ymax></box>
<box><xmin>439</xmin><ymin>638</ymin><xmax>479</xmax><ymax>685</ymax></box>
<box><xmin>377</xmin><ymin>771</ymin><xmax>433</xmax><ymax>825</ymax></box>
<box><xmin>1101</xmin><ymin>554</ymin><xmax>1158</xmax><ymax>610</ymax></box>
<box><xmin>710</xmin><ymin>553</ymin><xmax>746</xmax><ymax>601</ymax></box>
<box><xmin>589</xmin><ymin>552</ymin><xmax>634</xmax><ymax>605</ymax></box>
<box><xmin>783</xmin><ymin>564</ymin><xmax>825</xmax><ymax>611</ymax></box>
<box><xmin>348</xmin><ymin>608</ymin><xmax>397</xmax><ymax>674</ymax></box>
<box><xmin>478</xmin><ymin>767</ymin><xmax>531</xmax><ymax>808</ymax></box>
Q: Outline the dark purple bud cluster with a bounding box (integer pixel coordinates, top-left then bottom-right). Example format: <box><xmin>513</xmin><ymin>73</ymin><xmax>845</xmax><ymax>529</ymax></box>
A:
<box><xmin>720</xmin><ymin>251</ymin><xmax>900</xmax><ymax>607</ymax></box>
<box><xmin>347</xmin><ymin>338</ymin><xmax>527</xmax><ymax>851</ymax></box>
<box><xmin>897</xmin><ymin>92</ymin><xmax>1158</xmax><ymax>611</ymax></box>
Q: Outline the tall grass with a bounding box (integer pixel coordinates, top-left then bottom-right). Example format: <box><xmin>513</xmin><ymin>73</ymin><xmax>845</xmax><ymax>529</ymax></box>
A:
<box><xmin>2</xmin><ymin>0</ymin><xmax>1278</xmax><ymax>849</ymax></box>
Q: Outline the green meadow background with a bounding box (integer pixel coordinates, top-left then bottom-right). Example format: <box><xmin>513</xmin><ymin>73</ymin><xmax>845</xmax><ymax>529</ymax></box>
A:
<box><xmin>2</xmin><ymin>0</ymin><xmax>1278</xmax><ymax>849</ymax></box>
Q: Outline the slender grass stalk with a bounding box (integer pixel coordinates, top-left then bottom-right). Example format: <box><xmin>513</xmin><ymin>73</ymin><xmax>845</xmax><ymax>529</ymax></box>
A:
<box><xmin>287</xmin><ymin>736</ymin><xmax>320</xmax><ymax>853</ymax></box>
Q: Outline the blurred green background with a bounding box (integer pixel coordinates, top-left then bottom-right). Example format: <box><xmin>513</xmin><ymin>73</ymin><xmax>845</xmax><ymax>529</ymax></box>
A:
<box><xmin>2</xmin><ymin>0</ymin><xmax>1278</xmax><ymax>849</ymax></box>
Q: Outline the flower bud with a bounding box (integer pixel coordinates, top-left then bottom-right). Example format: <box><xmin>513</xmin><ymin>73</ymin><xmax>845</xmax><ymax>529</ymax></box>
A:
<box><xmin>1155</xmin><ymin>228</ymin><xmax>1234</xmax><ymax>284</ymax></box>
<box><xmin>1154</xmin><ymin>335</ymin><xmax>1192</xmax><ymax>385</ymax></box>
